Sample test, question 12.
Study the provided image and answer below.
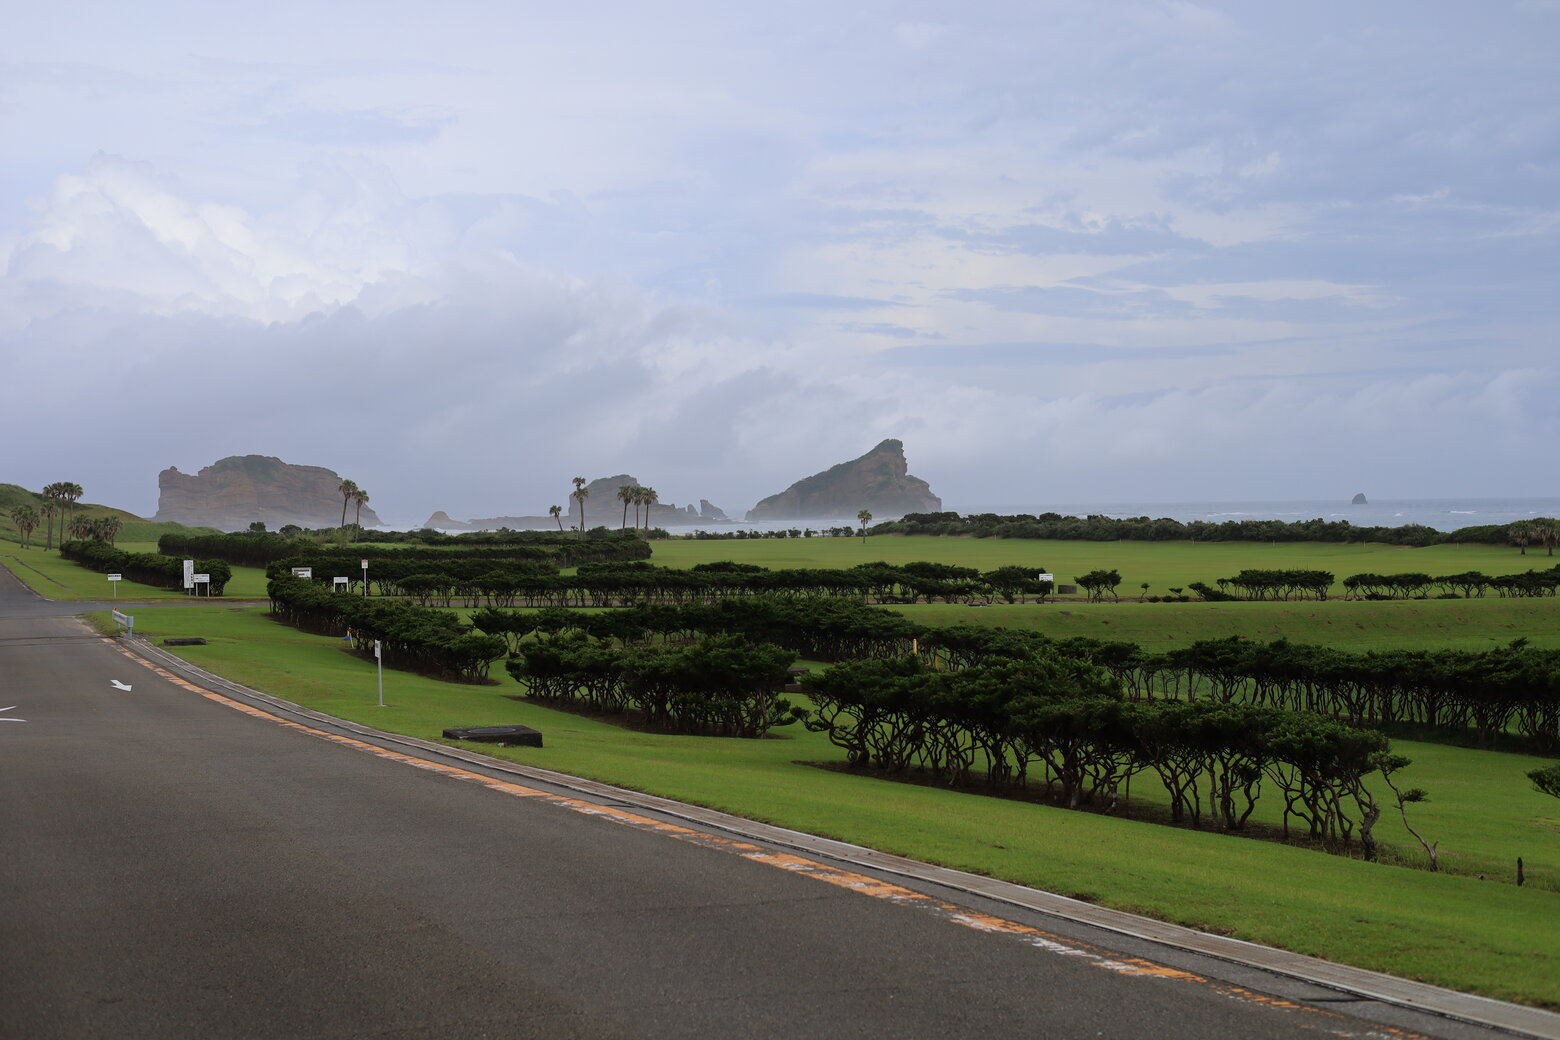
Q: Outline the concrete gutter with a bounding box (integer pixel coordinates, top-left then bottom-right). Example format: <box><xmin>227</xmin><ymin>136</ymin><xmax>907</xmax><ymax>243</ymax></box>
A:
<box><xmin>125</xmin><ymin>636</ymin><xmax>1560</xmax><ymax>1040</ymax></box>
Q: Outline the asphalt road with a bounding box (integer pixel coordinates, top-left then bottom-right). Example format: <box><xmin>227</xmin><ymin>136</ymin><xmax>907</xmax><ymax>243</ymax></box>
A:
<box><xmin>0</xmin><ymin>564</ymin><xmax>1517</xmax><ymax>1039</ymax></box>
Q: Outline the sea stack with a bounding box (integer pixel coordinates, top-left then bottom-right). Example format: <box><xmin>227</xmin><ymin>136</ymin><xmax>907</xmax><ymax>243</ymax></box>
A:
<box><xmin>1351</xmin><ymin>492</ymin><xmax>1368</xmax><ymax>505</ymax></box>
<box><xmin>745</xmin><ymin>439</ymin><xmax>941</xmax><ymax>520</ymax></box>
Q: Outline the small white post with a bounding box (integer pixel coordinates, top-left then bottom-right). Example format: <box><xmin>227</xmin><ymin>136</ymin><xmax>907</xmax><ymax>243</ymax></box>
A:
<box><xmin>361</xmin><ymin>558</ymin><xmax>369</xmax><ymax>597</ymax></box>
<box><xmin>374</xmin><ymin>639</ymin><xmax>384</xmax><ymax>707</ymax></box>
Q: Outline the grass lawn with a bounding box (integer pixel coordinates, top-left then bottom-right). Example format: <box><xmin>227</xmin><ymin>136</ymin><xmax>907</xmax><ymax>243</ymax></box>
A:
<box><xmin>891</xmin><ymin>597</ymin><xmax>1560</xmax><ymax>652</ymax></box>
<box><xmin>1</xmin><ymin>542</ymin><xmax>271</xmax><ymax>600</ymax></box>
<box><xmin>651</xmin><ymin>534</ymin><xmax>1554</xmax><ymax>596</ymax></box>
<box><xmin>85</xmin><ymin>601</ymin><xmax>1560</xmax><ymax>1008</ymax></box>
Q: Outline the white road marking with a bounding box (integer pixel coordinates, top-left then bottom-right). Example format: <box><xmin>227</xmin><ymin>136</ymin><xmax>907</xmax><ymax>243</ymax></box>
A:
<box><xmin>0</xmin><ymin>705</ymin><xmax>25</xmax><ymax>722</ymax></box>
<box><xmin>109</xmin><ymin>680</ymin><xmax>133</xmax><ymax>691</ymax></box>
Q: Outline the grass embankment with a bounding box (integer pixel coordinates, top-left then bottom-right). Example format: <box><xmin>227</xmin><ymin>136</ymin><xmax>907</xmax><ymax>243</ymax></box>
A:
<box><xmin>1</xmin><ymin>542</ymin><xmax>271</xmax><ymax>600</ymax></box>
<box><xmin>87</xmin><ymin>601</ymin><xmax>1560</xmax><ymax>1008</ymax></box>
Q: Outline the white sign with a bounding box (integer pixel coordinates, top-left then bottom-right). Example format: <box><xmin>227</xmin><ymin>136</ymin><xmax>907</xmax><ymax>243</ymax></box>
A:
<box><xmin>111</xmin><ymin>609</ymin><xmax>134</xmax><ymax>636</ymax></box>
<box><xmin>192</xmin><ymin>573</ymin><xmax>210</xmax><ymax>584</ymax></box>
<box><xmin>373</xmin><ymin>640</ymin><xmax>382</xmax><ymax>659</ymax></box>
<box><xmin>333</xmin><ymin>576</ymin><xmax>350</xmax><ymax>588</ymax></box>
<box><xmin>183</xmin><ymin>559</ymin><xmax>195</xmax><ymax>589</ymax></box>
<box><xmin>291</xmin><ymin>567</ymin><xmax>313</xmax><ymax>579</ymax></box>
<box><xmin>107</xmin><ymin>573</ymin><xmax>122</xmax><ymax>582</ymax></box>
<box><xmin>360</xmin><ymin>559</ymin><xmax>369</xmax><ymax>569</ymax></box>
<box><xmin>1037</xmin><ymin>573</ymin><xmax>1054</xmax><ymax>583</ymax></box>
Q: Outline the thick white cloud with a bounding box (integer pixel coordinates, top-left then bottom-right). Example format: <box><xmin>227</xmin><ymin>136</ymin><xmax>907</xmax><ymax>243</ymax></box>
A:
<box><xmin>2</xmin><ymin>1</ymin><xmax>1556</xmax><ymax>520</ymax></box>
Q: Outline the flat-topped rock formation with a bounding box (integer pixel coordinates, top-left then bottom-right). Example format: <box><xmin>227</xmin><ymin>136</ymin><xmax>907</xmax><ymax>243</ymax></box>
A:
<box><xmin>746</xmin><ymin>439</ymin><xmax>941</xmax><ymax>521</ymax></box>
<box><xmin>154</xmin><ymin>456</ymin><xmax>381</xmax><ymax>531</ymax></box>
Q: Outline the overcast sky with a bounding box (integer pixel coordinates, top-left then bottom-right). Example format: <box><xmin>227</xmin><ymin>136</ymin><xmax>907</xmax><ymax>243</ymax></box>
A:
<box><xmin>3</xmin><ymin>1</ymin><xmax>1556</xmax><ymax>522</ymax></box>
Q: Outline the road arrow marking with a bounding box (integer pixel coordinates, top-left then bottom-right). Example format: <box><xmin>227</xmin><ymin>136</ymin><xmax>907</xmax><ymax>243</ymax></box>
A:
<box><xmin>0</xmin><ymin>705</ymin><xmax>25</xmax><ymax>722</ymax></box>
<box><xmin>110</xmin><ymin>680</ymin><xmax>133</xmax><ymax>691</ymax></box>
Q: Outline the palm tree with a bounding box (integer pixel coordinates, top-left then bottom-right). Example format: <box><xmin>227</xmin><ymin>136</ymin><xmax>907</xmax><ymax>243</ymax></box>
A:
<box><xmin>570</xmin><ymin>478</ymin><xmax>589</xmax><ymax>533</ymax></box>
<box><xmin>337</xmin><ymin>478</ymin><xmax>359</xmax><ymax>528</ymax></box>
<box><xmin>9</xmin><ymin>505</ymin><xmax>38</xmax><ymax>548</ymax></box>
<box><xmin>638</xmin><ymin>486</ymin><xmax>658</xmax><ymax>531</ymax></box>
<box><xmin>353</xmin><ymin>489</ymin><xmax>370</xmax><ymax>528</ymax></box>
<box><xmin>58</xmin><ymin>482</ymin><xmax>83</xmax><ymax>534</ymax></box>
<box><xmin>98</xmin><ymin>515</ymin><xmax>123</xmax><ymax>545</ymax></box>
<box><xmin>67</xmin><ymin>513</ymin><xmax>93</xmax><ymax>541</ymax></box>
<box><xmin>39</xmin><ymin>484</ymin><xmax>64</xmax><ymax>550</ymax></box>
<box><xmin>548</xmin><ymin>504</ymin><xmax>564</xmax><ymax>533</ymax></box>
<box><xmin>1510</xmin><ymin>521</ymin><xmax>1533</xmax><ymax>555</ymax></box>
<box><xmin>857</xmin><ymin>509</ymin><xmax>873</xmax><ymax>543</ymax></box>
<box><xmin>617</xmin><ymin>484</ymin><xmax>634</xmax><ymax>529</ymax></box>
<box><xmin>1536</xmin><ymin>518</ymin><xmax>1559</xmax><ymax>557</ymax></box>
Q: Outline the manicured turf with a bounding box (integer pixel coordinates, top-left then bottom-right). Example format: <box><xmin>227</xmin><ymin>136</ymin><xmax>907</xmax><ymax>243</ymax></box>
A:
<box><xmin>650</xmin><ymin>534</ymin><xmax>1552</xmax><ymax>596</ymax></box>
<box><xmin>0</xmin><ymin>542</ymin><xmax>271</xmax><ymax>601</ymax></box>
<box><xmin>84</xmin><ymin>601</ymin><xmax>1560</xmax><ymax>1008</ymax></box>
<box><xmin>891</xmin><ymin>598</ymin><xmax>1560</xmax><ymax>651</ymax></box>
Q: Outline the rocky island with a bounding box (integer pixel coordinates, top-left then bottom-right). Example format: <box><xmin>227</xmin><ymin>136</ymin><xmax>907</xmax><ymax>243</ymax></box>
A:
<box><xmin>745</xmin><ymin>439</ymin><xmax>941</xmax><ymax>521</ymax></box>
<box><xmin>154</xmin><ymin>456</ymin><xmax>381</xmax><ymax>530</ymax></box>
<box><xmin>423</xmin><ymin>475</ymin><xmax>731</xmax><ymax>531</ymax></box>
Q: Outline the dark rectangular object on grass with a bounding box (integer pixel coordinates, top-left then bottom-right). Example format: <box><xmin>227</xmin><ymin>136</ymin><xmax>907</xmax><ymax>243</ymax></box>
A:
<box><xmin>443</xmin><ymin>725</ymin><xmax>543</xmax><ymax>747</ymax></box>
<box><xmin>163</xmin><ymin>638</ymin><xmax>207</xmax><ymax>646</ymax></box>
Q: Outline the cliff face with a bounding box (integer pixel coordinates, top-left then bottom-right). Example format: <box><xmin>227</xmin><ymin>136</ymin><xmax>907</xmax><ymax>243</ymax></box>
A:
<box><xmin>745</xmin><ymin>439</ymin><xmax>941</xmax><ymax>521</ymax></box>
<box><xmin>154</xmin><ymin>456</ymin><xmax>381</xmax><ymax>531</ymax></box>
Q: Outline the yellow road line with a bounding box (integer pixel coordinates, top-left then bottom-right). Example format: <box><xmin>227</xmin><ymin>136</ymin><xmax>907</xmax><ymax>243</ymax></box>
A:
<box><xmin>114</xmin><ymin>642</ymin><xmax>1427</xmax><ymax>1040</ymax></box>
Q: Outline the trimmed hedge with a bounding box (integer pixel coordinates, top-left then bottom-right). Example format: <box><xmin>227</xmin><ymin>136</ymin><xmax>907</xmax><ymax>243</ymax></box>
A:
<box><xmin>62</xmin><ymin>540</ymin><xmax>232</xmax><ymax>595</ymax></box>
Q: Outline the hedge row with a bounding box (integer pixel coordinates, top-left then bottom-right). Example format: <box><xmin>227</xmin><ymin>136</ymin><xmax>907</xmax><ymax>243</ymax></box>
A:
<box><xmin>266</xmin><ymin>577</ymin><xmax>504</xmax><ymax>682</ymax></box>
<box><xmin>802</xmin><ymin>657</ymin><xmax>1400</xmax><ymax>848</ymax></box>
<box><xmin>469</xmin><ymin>599</ymin><xmax>1560</xmax><ymax>753</ymax></box>
<box><xmin>165</xmin><ymin>529</ymin><xmax>653</xmax><ymax>571</ymax></box>
<box><xmin>872</xmin><ymin>510</ymin><xmax>1517</xmax><ymax>546</ymax></box>
<box><xmin>505</xmin><ymin>634</ymin><xmax>805</xmax><ymax>737</ymax></box>
<box><xmin>279</xmin><ymin>559</ymin><xmax>1056</xmax><ymax>608</ymax></box>
<box><xmin>62</xmin><ymin>540</ymin><xmax>232</xmax><ymax>595</ymax></box>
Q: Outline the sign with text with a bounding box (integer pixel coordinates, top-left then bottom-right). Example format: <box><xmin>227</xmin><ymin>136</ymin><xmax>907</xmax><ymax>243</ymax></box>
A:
<box><xmin>1037</xmin><ymin>573</ymin><xmax>1054</xmax><ymax>583</ymax></box>
<box><xmin>107</xmin><ymin>573</ymin><xmax>122</xmax><ymax>582</ymax></box>
<box><xmin>183</xmin><ymin>559</ymin><xmax>195</xmax><ymax>589</ymax></box>
<box><xmin>333</xmin><ymin>576</ymin><xmax>350</xmax><ymax>588</ymax></box>
<box><xmin>192</xmin><ymin>573</ymin><xmax>210</xmax><ymax>584</ymax></box>
<box><xmin>291</xmin><ymin>567</ymin><xmax>313</xmax><ymax>579</ymax></box>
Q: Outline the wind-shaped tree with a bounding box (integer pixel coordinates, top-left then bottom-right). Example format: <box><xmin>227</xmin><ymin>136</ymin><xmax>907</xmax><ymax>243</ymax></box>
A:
<box><xmin>549</xmin><ymin>504</ymin><xmax>563</xmax><ymax>532</ymax></box>
<box><xmin>353</xmin><ymin>489</ymin><xmax>370</xmax><ymax>528</ymax></box>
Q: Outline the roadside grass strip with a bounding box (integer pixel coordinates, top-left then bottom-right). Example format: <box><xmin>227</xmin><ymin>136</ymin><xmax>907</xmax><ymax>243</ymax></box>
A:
<box><xmin>88</xmin><ymin>602</ymin><xmax>1560</xmax><ymax>1008</ymax></box>
<box><xmin>110</xmin><ymin>639</ymin><xmax>1434</xmax><ymax>1040</ymax></box>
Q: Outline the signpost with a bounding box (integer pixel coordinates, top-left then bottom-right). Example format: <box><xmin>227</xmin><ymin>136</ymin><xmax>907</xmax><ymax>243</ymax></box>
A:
<box><xmin>182</xmin><ymin>559</ymin><xmax>194</xmax><ymax>591</ymax></box>
<box><xmin>107</xmin><ymin>573</ymin><xmax>121</xmax><ymax>599</ymax></box>
<box><xmin>192</xmin><ymin>573</ymin><xmax>210</xmax><ymax>598</ymax></box>
<box><xmin>360</xmin><ymin>559</ymin><xmax>369</xmax><ymax>597</ymax></box>
<box><xmin>111</xmin><ymin>609</ymin><xmax>134</xmax><ymax>637</ymax></box>
<box><xmin>291</xmin><ymin>566</ymin><xmax>313</xmax><ymax>579</ymax></box>
<box><xmin>374</xmin><ymin>639</ymin><xmax>384</xmax><ymax>707</ymax></box>
<box><xmin>333</xmin><ymin>576</ymin><xmax>350</xmax><ymax>591</ymax></box>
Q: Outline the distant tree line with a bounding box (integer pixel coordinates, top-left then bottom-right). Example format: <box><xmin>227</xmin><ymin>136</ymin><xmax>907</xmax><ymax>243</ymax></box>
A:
<box><xmin>873</xmin><ymin>511</ymin><xmax>1543</xmax><ymax>547</ymax></box>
